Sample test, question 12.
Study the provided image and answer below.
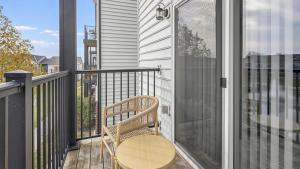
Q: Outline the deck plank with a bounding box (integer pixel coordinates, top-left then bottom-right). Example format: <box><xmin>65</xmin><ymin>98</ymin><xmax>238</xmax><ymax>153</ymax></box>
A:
<box><xmin>76</xmin><ymin>139</ymin><xmax>92</xmax><ymax>169</ymax></box>
<box><xmin>63</xmin><ymin>150</ymin><xmax>79</xmax><ymax>169</ymax></box>
<box><xmin>90</xmin><ymin>138</ymin><xmax>102</xmax><ymax>169</ymax></box>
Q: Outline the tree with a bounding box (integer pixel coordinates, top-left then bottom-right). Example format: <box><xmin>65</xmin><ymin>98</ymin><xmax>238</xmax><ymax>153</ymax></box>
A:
<box><xmin>0</xmin><ymin>6</ymin><xmax>43</xmax><ymax>82</ymax></box>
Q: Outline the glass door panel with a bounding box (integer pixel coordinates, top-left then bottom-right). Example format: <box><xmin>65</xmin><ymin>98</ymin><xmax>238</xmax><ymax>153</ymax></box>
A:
<box><xmin>238</xmin><ymin>0</ymin><xmax>300</xmax><ymax>168</ymax></box>
<box><xmin>174</xmin><ymin>0</ymin><xmax>222</xmax><ymax>168</ymax></box>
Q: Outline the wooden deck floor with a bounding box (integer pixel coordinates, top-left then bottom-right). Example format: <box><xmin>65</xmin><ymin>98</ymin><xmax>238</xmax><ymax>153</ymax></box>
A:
<box><xmin>63</xmin><ymin>137</ymin><xmax>193</xmax><ymax>169</ymax></box>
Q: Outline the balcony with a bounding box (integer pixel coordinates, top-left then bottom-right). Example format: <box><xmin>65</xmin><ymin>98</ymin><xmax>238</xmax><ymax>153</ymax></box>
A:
<box><xmin>0</xmin><ymin>68</ymin><xmax>192</xmax><ymax>169</ymax></box>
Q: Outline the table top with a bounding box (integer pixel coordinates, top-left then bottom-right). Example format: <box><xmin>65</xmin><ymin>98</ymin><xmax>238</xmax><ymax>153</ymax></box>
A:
<box><xmin>116</xmin><ymin>135</ymin><xmax>176</xmax><ymax>169</ymax></box>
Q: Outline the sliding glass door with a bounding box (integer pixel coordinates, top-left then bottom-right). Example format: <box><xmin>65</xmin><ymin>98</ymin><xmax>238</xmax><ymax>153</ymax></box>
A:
<box><xmin>174</xmin><ymin>0</ymin><xmax>222</xmax><ymax>168</ymax></box>
<box><xmin>236</xmin><ymin>0</ymin><xmax>300</xmax><ymax>168</ymax></box>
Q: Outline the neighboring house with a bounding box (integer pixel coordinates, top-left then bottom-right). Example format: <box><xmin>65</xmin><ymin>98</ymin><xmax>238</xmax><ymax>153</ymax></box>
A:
<box><xmin>40</xmin><ymin>56</ymin><xmax>60</xmax><ymax>74</ymax></box>
<box><xmin>39</xmin><ymin>56</ymin><xmax>83</xmax><ymax>74</ymax></box>
<box><xmin>31</xmin><ymin>55</ymin><xmax>47</xmax><ymax>70</ymax></box>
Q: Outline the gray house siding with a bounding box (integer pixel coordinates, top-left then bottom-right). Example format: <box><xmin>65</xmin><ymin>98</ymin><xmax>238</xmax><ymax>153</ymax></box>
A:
<box><xmin>137</xmin><ymin>0</ymin><xmax>173</xmax><ymax>140</ymax></box>
<box><xmin>100</xmin><ymin>0</ymin><xmax>139</xmax><ymax>69</ymax></box>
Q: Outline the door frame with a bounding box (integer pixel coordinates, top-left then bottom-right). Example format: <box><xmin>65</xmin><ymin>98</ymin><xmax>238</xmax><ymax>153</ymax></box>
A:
<box><xmin>171</xmin><ymin>0</ymin><xmax>223</xmax><ymax>168</ymax></box>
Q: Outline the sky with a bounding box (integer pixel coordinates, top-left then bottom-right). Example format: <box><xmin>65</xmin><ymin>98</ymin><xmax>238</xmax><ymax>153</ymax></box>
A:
<box><xmin>0</xmin><ymin>0</ymin><xmax>95</xmax><ymax>58</ymax></box>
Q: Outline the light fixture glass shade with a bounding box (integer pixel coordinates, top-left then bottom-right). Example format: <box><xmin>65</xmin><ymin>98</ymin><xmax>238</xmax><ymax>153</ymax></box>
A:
<box><xmin>156</xmin><ymin>7</ymin><xmax>164</xmax><ymax>20</ymax></box>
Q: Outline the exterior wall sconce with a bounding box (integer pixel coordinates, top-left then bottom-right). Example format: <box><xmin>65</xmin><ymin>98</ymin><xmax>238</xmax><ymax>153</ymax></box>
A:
<box><xmin>156</xmin><ymin>3</ymin><xmax>170</xmax><ymax>20</ymax></box>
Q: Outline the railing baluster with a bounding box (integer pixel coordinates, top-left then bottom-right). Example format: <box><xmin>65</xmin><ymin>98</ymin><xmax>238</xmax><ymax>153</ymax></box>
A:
<box><xmin>98</xmin><ymin>73</ymin><xmax>101</xmax><ymax>134</ymax></box>
<box><xmin>141</xmin><ymin>71</ymin><xmax>143</xmax><ymax>95</ymax></box>
<box><xmin>134</xmin><ymin>72</ymin><xmax>136</xmax><ymax>96</ymax></box>
<box><xmin>147</xmin><ymin>71</ymin><xmax>149</xmax><ymax>95</ymax></box>
<box><xmin>58</xmin><ymin>78</ymin><xmax>61</xmax><ymax>166</ymax></box>
<box><xmin>296</xmin><ymin>72</ymin><xmax>299</xmax><ymax>142</ymax></box>
<box><xmin>127</xmin><ymin>72</ymin><xmax>130</xmax><ymax>118</ymax></box>
<box><xmin>120</xmin><ymin>72</ymin><xmax>122</xmax><ymax>121</ymax></box>
<box><xmin>37</xmin><ymin>85</ymin><xmax>41</xmax><ymax>169</ymax></box>
<box><xmin>47</xmin><ymin>82</ymin><xmax>51</xmax><ymax>169</ymax></box>
<box><xmin>0</xmin><ymin>97</ymin><xmax>7</xmax><ymax>169</ymax></box>
<box><xmin>55</xmin><ymin>79</ymin><xmax>58</xmax><ymax>169</ymax></box>
<box><xmin>60</xmin><ymin>78</ymin><xmax>63</xmax><ymax>162</ymax></box>
<box><xmin>51</xmin><ymin>81</ymin><xmax>55</xmax><ymax>169</ymax></box>
<box><xmin>43</xmin><ymin>83</ymin><xmax>47</xmax><ymax>169</ymax></box>
<box><xmin>113</xmin><ymin>72</ymin><xmax>115</xmax><ymax>125</ymax></box>
<box><xmin>134</xmin><ymin>72</ymin><xmax>137</xmax><ymax>115</ymax></box>
<box><xmin>105</xmin><ymin>73</ymin><xmax>108</xmax><ymax>126</ymax></box>
<box><xmin>154</xmin><ymin>71</ymin><xmax>156</xmax><ymax>96</ymax></box>
<box><xmin>80</xmin><ymin>74</ymin><xmax>83</xmax><ymax>139</ymax></box>
<box><xmin>88</xmin><ymin>74</ymin><xmax>91</xmax><ymax>137</ymax></box>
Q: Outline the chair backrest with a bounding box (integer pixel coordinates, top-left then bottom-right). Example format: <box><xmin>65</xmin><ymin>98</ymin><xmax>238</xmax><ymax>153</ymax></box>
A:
<box><xmin>118</xmin><ymin>96</ymin><xmax>159</xmax><ymax>135</ymax></box>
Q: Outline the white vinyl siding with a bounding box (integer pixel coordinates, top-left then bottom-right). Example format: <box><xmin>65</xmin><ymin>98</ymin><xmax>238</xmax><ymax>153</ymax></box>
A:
<box><xmin>100</xmin><ymin>0</ymin><xmax>138</xmax><ymax>69</ymax></box>
<box><xmin>137</xmin><ymin>0</ymin><xmax>173</xmax><ymax>140</ymax></box>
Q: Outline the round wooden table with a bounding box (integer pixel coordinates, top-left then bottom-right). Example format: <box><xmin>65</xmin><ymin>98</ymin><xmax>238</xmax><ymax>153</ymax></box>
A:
<box><xmin>116</xmin><ymin>135</ymin><xmax>176</xmax><ymax>169</ymax></box>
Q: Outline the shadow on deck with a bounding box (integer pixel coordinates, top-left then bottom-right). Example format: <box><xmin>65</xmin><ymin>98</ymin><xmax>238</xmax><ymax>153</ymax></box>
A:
<box><xmin>63</xmin><ymin>137</ymin><xmax>193</xmax><ymax>169</ymax></box>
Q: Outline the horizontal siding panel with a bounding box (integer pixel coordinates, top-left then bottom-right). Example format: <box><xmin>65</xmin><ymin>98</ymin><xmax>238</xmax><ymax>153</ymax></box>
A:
<box><xmin>101</xmin><ymin>3</ymin><xmax>136</xmax><ymax>11</ymax></box>
<box><xmin>102</xmin><ymin>44</ymin><xmax>137</xmax><ymax>48</ymax></box>
<box><xmin>101</xmin><ymin>57</ymin><xmax>137</xmax><ymax>61</ymax></box>
<box><xmin>139</xmin><ymin>27</ymin><xmax>171</xmax><ymax>45</ymax></box>
<box><xmin>101</xmin><ymin>0</ymin><xmax>137</xmax><ymax>8</ymax></box>
<box><xmin>139</xmin><ymin>18</ymin><xmax>159</xmax><ymax>35</ymax></box>
<box><xmin>101</xmin><ymin>8</ymin><xmax>137</xmax><ymax>15</ymax></box>
<box><xmin>101</xmin><ymin>20</ymin><xmax>137</xmax><ymax>27</ymax></box>
<box><xmin>101</xmin><ymin>10</ymin><xmax>137</xmax><ymax>19</ymax></box>
<box><xmin>139</xmin><ymin>48</ymin><xmax>171</xmax><ymax>60</ymax></box>
<box><xmin>103</xmin><ymin>0</ymin><xmax>137</xmax><ymax>5</ymax></box>
<box><xmin>139</xmin><ymin>59</ymin><xmax>171</xmax><ymax>69</ymax></box>
<box><xmin>139</xmin><ymin>21</ymin><xmax>170</xmax><ymax>40</ymax></box>
<box><xmin>101</xmin><ymin>22</ymin><xmax>137</xmax><ymax>31</ymax></box>
<box><xmin>101</xmin><ymin>30</ymin><xmax>137</xmax><ymax>36</ymax></box>
<box><xmin>101</xmin><ymin>47</ymin><xmax>137</xmax><ymax>52</ymax></box>
<box><xmin>139</xmin><ymin>35</ymin><xmax>171</xmax><ymax>49</ymax></box>
<box><xmin>101</xmin><ymin>33</ymin><xmax>138</xmax><ymax>39</ymax></box>
<box><xmin>102</xmin><ymin>51</ymin><xmax>137</xmax><ymax>56</ymax></box>
<box><xmin>101</xmin><ymin>37</ymin><xmax>137</xmax><ymax>43</ymax></box>
<box><xmin>101</xmin><ymin>15</ymin><xmax>137</xmax><ymax>22</ymax></box>
<box><xmin>139</xmin><ymin>38</ymin><xmax>171</xmax><ymax>53</ymax></box>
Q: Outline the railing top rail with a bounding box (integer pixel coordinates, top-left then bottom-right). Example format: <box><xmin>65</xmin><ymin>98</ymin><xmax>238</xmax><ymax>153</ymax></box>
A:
<box><xmin>0</xmin><ymin>81</ymin><xmax>22</xmax><ymax>98</ymax></box>
<box><xmin>76</xmin><ymin>67</ymin><xmax>160</xmax><ymax>74</ymax></box>
<box><xmin>32</xmin><ymin>71</ymin><xmax>69</xmax><ymax>86</ymax></box>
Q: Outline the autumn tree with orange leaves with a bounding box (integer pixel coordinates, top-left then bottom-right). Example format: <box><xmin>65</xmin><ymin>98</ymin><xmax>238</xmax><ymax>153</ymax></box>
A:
<box><xmin>0</xmin><ymin>6</ymin><xmax>43</xmax><ymax>82</ymax></box>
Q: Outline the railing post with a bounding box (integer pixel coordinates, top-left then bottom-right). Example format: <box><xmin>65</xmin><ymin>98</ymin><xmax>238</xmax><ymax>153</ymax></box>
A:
<box><xmin>0</xmin><ymin>97</ymin><xmax>7</xmax><ymax>169</ymax></box>
<box><xmin>4</xmin><ymin>70</ymin><xmax>32</xmax><ymax>169</ymax></box>
<box><xmin>60</xmin><ymin>0</ymin><xmax>77</xmax><ymax>147</ymax></box>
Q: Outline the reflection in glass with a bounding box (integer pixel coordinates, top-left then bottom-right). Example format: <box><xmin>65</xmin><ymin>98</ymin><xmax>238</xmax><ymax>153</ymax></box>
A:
<box><xmin>239</xmin><ymin>0</ymin><xmax>300</xmax><ymax>168</ymax></box>
<box><xmin>175</xmin><ymin>0</ymin><xmax>221</xmax><ymax>168</ymax></box>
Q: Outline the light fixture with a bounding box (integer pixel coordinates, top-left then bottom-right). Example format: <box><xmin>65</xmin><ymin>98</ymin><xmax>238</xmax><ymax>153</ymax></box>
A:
<box><xmin>156</xmin><ymin>3</ymin><xmax>170</xmax><ymax>21</ymax></box>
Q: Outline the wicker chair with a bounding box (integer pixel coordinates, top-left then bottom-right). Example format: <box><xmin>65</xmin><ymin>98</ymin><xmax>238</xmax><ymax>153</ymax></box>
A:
<box><xmin>100</xmin><ymin>96</ymin><xmax>159</xmax><ymax>169</ymax></box>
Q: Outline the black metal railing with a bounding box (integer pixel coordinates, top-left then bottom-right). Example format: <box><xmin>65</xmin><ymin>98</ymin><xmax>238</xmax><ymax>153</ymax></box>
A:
<box><xmin>0</xmin><ymin>81</ymin><xmax>23</xmax><ymax>169</ymax></box>
<box><xmin>0</xmin><ymin>70</ymin><xmax>70</xmax><ymax>169</ymax></box>
<box><xmin>75</xmin><ymin>68</ymin><xmax>160</xmax><ymax>140</ymax></box>
<box><xmin>32</xmin><ymin>71</ymin><xmax>69</xmax><ymax>169</ymax></box>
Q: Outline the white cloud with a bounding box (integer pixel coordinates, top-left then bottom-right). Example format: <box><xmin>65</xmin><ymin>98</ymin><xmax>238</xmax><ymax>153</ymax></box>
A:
<box><xmin>40</xmin><ymin>29</ymin><xmax>59</xmax><ymax>37</ymax></box>
<box><xmin>31</xmin><ymin>40</ymin><xmax>57</xmax><ymax>47</ymax></box>
<box><xmin>31</xmin><ymin>40</ymin><xmax>58</xmax><ymax>57</ymax></box>
<box><xmin>15</xmin><ymin>25</ymin><xmax>38</xmax><ymax>31</ymax></box>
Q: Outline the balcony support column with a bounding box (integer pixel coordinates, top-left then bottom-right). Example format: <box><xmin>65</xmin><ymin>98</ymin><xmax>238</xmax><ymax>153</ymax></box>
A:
<box><xmin>4</xmin><ymin>70</ymin><xmax>32</xmax><ymax>169</ymax></box>
<box><xmin>59</xmin><ymin>0</ymin><xmax>77</xmax><ymax>147</ymax></box>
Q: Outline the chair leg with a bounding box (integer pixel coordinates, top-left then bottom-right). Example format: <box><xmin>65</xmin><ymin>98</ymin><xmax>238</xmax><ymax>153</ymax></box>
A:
<box><xmin>114</xmin><ymin>157</ymin><xmax>119</xmax><ymax>169</ymax></box>
<box><xmin>100</xmin><ymin>138</ymin><xmax>104</xmax><ymax>161</ymax></box>
<box><xmin>111</xmin><ymin>156</ymin><xmax>115</xmax><ymax>169</ymax></box>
